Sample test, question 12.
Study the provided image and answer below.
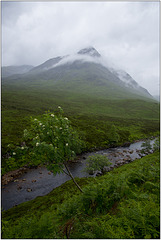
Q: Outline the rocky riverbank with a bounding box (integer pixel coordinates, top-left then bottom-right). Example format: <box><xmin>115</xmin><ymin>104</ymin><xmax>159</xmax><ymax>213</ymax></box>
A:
<box><xmin>1</xmin><ymin>138</ymin><xmax>152</xmax><ymax>186</ymax></box>
<box><xmin>2</xmin><ymin>167</ymin><xmax>30</xmax><ymax>186</ymax></box>
<box><xmin>2</xmin><ymin>138</ymin><xmax>157</xmax><ymax>211</ymax></box>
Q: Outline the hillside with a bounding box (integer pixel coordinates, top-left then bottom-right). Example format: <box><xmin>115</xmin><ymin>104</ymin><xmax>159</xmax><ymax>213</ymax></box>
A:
<box><xmin>2</xmin><ymin>47</ymin><xmax>153</xmax><ymax>100</ymax></box>
<box><xmin>1</xmin><ymin>47</ymin><xmax>160</xmax><ymax>171</ymax></box>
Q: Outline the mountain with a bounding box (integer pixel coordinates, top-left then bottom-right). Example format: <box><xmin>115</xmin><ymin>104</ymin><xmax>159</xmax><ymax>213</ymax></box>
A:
<box><xmin>29</xmin><ymin>56</ymin><xmax>63</xmax><ymax>73</ymax></box>
<box><xmin>109</xmin><ymin>68</ymin><xmax>151</xmax><ymax>97</ymax></box>
<box><xmin>2</xmin><ymin>47</ymin><xmax>159</xmax><ymax>155</ymax></box>
<box><xmin>2</xmin><ymin>47</ymin><xmax>153</xmax><ymax>100</ymax></box>
<box><xmin>77</xmin><ymin>46</ymin><xmax>101</xmax><ymax>57</ymax></box>
<box><xmin>1</xmin><ymin>65</ymin><xmax>34</xmax><ymax>78</ymax></box>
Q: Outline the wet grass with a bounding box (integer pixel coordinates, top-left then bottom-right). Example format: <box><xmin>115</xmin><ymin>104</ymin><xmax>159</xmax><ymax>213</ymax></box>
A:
<box><xmin>2</xmin><ymin>177</ymin><xmax>95</xmax><ymax>221</ymax></box>
<box><xmin>2</xmin><ymin>151</ymin><xmax>160</xmax><ymax>239</ymax></box>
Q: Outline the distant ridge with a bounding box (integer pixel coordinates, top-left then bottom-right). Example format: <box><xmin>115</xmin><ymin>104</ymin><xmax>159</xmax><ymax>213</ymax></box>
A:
<box><xmin>2</xmin><ymin>46</ymin><xmax>153</xmax><ymax>100</ymax></box>
<box><xmin>1</xmin><ymin>65</ymin><xmax>34</xmax><ymax>78</ymax></box>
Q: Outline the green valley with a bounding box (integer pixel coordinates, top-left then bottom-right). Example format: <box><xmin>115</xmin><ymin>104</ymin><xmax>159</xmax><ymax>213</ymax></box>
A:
<box><xmin>2</xmin><ymin>86</ymin><xmax>159</xmax><ymax>173</ymax></box>
<box><xmin>1</xmin><ymin>2</ymin><xmax>160</xmax><ymax>238</ymax></box>
<box><xmin>1</xmin><ymin>48</ymin><xmax>160</xmax><ymax>240</ymax></box>
<box><xmin>1</xmin><ymin>48</ymin><xmax>160</xmax><ymax>173</ymax></box>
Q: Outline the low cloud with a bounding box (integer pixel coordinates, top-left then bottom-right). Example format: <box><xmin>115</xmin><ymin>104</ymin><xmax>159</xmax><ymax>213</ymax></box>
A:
<box><xmin>52</xmin><ymin>54</ymin><xmax>99</xmax><ymax>68</ymax></box>
<box><xmin>1</xmin><ymin>2</ymin><xmax>159</xmax><ymax>95</ymax></box>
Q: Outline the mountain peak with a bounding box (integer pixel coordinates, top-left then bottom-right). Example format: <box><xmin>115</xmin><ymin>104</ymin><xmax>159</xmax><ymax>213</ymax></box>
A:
<box><xmin>77</xmin><ymin>46</ymin><xmax>101</xmax><ymax>57</ymax></box>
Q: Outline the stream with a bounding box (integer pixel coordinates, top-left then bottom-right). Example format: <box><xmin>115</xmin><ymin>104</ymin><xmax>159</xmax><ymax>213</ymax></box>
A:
<box><xmin>2</xmin><ymin>139</ymin><xmax>155</xmax><ymax>211</ymax></box>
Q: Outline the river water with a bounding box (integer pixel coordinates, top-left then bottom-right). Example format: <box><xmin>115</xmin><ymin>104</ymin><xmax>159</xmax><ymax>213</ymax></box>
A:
<box><xmin>2</xmin><ymin>139</ymin><xmax>155</xmax><ymax>211</ymax></box>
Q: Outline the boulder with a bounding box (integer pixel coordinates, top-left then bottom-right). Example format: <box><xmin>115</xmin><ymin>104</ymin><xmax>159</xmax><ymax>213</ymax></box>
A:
<box><xmin>27</xmin><ymin>188</ymin><xmax>32</xmax><ymax>192</ymax></box>
<box><xmin>17</xmin><ymin>186</ymin><xmax>22</xmax><ymax>190</ymax></box>
<box><xmin>14</xmin><ymin>179</ymin><xmax>19</xmax><ymax>182</ymax></box>
<box><xmin>31</xmin><ymin>179</ymin><xmax>36</xmax><ymax>183</ymax></box>
<box><xmin>129</xmin><ymin>150</ymin><xmax>134</xmax><ymax>154</ymax></box>
<box><xmin>96</xmin><ymin>171</ymin><xmax>103</xmax><ymax>177</ymax></box>
<box><xmin>123</xmin><ymin>149</ymin><xmax>128</xmax><ymax>153</ymax></box>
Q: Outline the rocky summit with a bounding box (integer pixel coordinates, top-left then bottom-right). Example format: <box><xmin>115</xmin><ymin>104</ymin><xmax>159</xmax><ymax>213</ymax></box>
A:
<box><xmin>77</xmin><ymin>46</ymin><xmax>101</xmax><ymax>57</ymax></box>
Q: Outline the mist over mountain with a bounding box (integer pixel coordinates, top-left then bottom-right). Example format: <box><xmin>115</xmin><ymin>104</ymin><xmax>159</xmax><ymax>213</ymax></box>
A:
<box><xmin>1</xmin><ymin>65</ymin><xmax>34</xmax><ymax>78</ymax></box>
<box><xmin>2</xmin><ymin>47</ymin><xmax>153</xmax><ymax>100</ymax></box>
<box><xmin>109</xmin><ymin>68</ymin><xmax>151</xmax><ymax>97</ymax></box>
<box><xmin>28</xmin><ymin>47</ymin><xmax>103</xmax><ymax>71</ymax></box>
<box><xmin>153</xmin><ymin>95</ymin><xmax>160</xmax><ymax>102</ymax></box>
<box><xmin>2</xmin><ymin>46</ymin><xmax>159</xmax><ymax>158</ymax></box>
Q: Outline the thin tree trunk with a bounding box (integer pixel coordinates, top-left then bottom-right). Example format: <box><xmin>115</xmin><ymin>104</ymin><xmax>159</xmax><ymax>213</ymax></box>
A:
<box><xmin>64</xmin><ymin>163</ymin><xmax>83</xmax><ymax>193</ymax></box>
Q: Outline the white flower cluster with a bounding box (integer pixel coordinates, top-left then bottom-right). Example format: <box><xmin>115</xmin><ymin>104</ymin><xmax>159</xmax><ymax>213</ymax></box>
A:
<box><xmin>33</xmin><ymin>135</ymin><xmax>39</xmax><ymax>140</ymax></box>
<box><xmin>51</xmin><ymin>114</ymin><xmax>54</xmax><ymax>117</ymax></box>
<box><xmin>24</xmin><ymin>129</ymin><xmax>28</xmax><ymax>137</ymax></box>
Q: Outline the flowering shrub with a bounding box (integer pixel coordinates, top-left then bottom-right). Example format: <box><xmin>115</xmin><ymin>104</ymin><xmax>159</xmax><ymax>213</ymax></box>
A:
<box><xmin>13</xmin><ymin>107</ymin><xmax>84</xmax><ymax>191</ymax></box>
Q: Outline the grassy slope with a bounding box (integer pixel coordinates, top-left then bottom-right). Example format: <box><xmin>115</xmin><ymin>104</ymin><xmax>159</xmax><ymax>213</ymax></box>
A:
<box><xmin>2</xmin><ymin>151</ymin><xmax>160</xmax><ymax>239</ymax></box>
<box><xmin>1</xmin><ymin>69</ymin><xmax>160</xmax><ymax>172</ymax></box>
<box><xmin>2</xmin><ymin>86</ymin><xmax>159</xmax><ymax>132</ymax></box>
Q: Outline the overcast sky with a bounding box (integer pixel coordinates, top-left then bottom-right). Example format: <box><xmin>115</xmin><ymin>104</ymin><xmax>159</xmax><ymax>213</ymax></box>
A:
<box><xmin>1</xmin><ymin>1</ymin><xmax>160</xmax><ymax>95</ymax></box>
